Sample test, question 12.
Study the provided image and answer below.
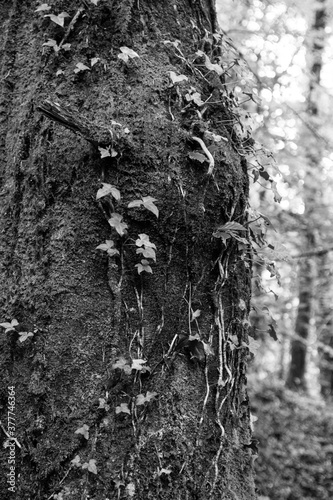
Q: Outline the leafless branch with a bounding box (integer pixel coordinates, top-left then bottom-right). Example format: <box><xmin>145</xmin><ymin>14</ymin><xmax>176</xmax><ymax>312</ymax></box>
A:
<box><xmin>293</xmin><ymin>245</ymin><xmax>333</xmax><ymax>258</ymax></box>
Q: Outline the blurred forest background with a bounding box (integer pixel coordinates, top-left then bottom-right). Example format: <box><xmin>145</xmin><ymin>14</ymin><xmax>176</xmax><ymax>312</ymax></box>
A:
<box><xmin>216</xmin><ymin>0</ymin><xmax>333</xmax><ymax>498</ymax></box>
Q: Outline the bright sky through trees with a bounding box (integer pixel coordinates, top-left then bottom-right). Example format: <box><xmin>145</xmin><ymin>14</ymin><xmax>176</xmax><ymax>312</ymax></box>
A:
<box><xmin>216</xmin><ymin>0</ymin><xmax>333</xmax><ymax>214</ymax></box>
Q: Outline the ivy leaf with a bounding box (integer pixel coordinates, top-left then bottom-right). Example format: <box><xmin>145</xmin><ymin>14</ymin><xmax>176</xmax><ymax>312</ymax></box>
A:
<box><xmin>259</xmin><ymin>169</ymin><xmax>270</xmax><ymax>181</ymax></box>
<box><xmin>56</xmin><ymin>70</ymin><xmax>64</xmax><ymax>76</ymax></box>
<box><xmin>71</xmin><ymin>455</ymin><xmax>81</xmax><ymax>467</ymax></box>
<box><xmin>268</xmin><ymin>323</ymin><xmax>278</xmax><ymax>341</ymax></box>
<box><xmin>116</xmin><ymin>403</ymin><xmax>131</xmax><ymax>415</ymax></box>
<box><xmin>74</xmin><ymin>62</ymin><xmax>91</xmax><ymax>73</ymax></box>
<box><xmin>128</xmin><ymin>199</ymin><xmax>142</xmax><ymax>209</ymax></box>
<box><xmin>187</xmin><ymin>337</ymin><xmax>206</xmax><ymax>361</ymax></box>
<box><xmin>219</xmin><ymin>221</ymin><xmax>247</xmax><ymax>232</ymax></box>
<box><xmin>82</xmin><ymin>459</ymin><xmax>98</xmax><ymax>474</ymax></box>
<box><xmin>112</xmin><ymin>356</ymin><xmax>128</xmax><ymax>370</ymax></box>
<box><xmin>44</xmin><ymin>12</ymin><xmax>69</xmax><ymax>28</ymax></box>
<box><xmin>0</xmin><ymin>319</ymin><xmax>19</xmax><ymax>333</ymax></box>
<box><xmin>91</xmin><ymin>57</ymin><xmax>100</xmax><ymax>67</ymax></box>
<box><xmin>271</xmin><ymin>180</ymin><xmax>282</xmax><ymax>203</ymax></box>
<box><xmin>239</xmin><ymin>299</ymin><xmax>246</xmax><ymax>311</ymax></box>
<box><xmin>135</xmin><ymin>234</ymin><xmax>156</xmax><ymax>249</ymax></box>
<box><xmin>136</xmin><ymin>391</ymin><xmax>157</xmax><ymax>405</ymax></box>
<box><xmin>212</xmin><ymin>231</ymin><xmax>231</xmax><ymax>244</ymax></box>
<box><xmin>193</xmin><ymin>92</ymin><xmax>205</xmax><ymax>106</ymax></box>
<box><xmin>62</xmin><ymin>43</ymin><xmax>71</xmax><ymax>51</ymax></box>
<box><xmin>118</xmin><ymin>46</ymin><xmax>140</xmax><ymax>63</ymax></box>
<box><xmin>131</xmin><ymin>359</ymin><xmax>147</xmax><ymax>371</ymax></box>
<box><xmin>135</xmin><ymin>259</ymin><xmax>153</xmax><ymax>274</ymax></box>
<box><xmin>253</xmin><ymin>168</ymin><xmax>260</xmax><ymax>183</ymax></box>
<box><xmin>185</xmin><ymin>91</ymin><xmax>204</xmax><ymax>106</ymax></box>
<box><xmin>188</xmin><ymin>151</ymin><xmax>207</xmax><ymax>163</ymax></box>
<box><xmin>196</xmin><ymin>50</ymin><xmax>223</xmax><ymax>75</ymax></box>
<box><xmin>261</xmin><ymin>242</ymin><xmax>290</xmax><ymax>261</ymax></box>
<box><xmin>128</xmin><ymin>197</ymin><xmax>158</xmax><ymax>217</ymax></box>
<box><xmin>136</xmin><ymin>247</ymin><xmax>156</xmax><ymax>261</ymax></box>
<box><xmin>191</xmin><ymin>309</ymin><xmax>201</xmax><ymax>321</ymax></box>
<box><xmin>258</xmin><ymin>212</ymin><xmax>277</xmax><ymax>231</ymax></box>
<box><xmin>98</xmin><ymin>398</ymin><xmax>110</xmax><ymax>410</ymax></box>
<box><xmin>108</xmin><ymin>213</ymin><xmax>128</xmax><ymax>236</ymax></box>
<box><xmin>98</xmin><ymin>146</ymin><xmax>111</xmax><ymax>158</ymax></box>
<box><xmin>112</xmin><ymin>357</ymin><xmax>132</xmax><ymax>374</ymax></box>
<box><xmin>136</xmin><ymin>394</ymin><xmax>146</xmax><ymax>406</ymax></box>
<box><xmin>142</xmin><ymin>196</ymin><xmax>159</xmax><ymax>217</ymax></box>
<box><xmin>96</xmin><ymin>183</ymin><xmax>121</xmax><ymax>201</ymax></box>
<box><xmin>75</xmin><ymin>424</ymin><xmax>89</xmax><ymax>440</ymax></box>
<box><xmin>169</xmin><ymin>71</ymin><xmax>188</xmax><ymax>84</ymax></box>
<box><xmin>35</xmin><ymin>4</ymin><xmax>51</xmax><ymax>12</ymax></box>
<box><xmin>229</xmin><ymin>335</ymin><xmax>239</xmax><ymax>347</ymax></box>
<box><xmin>185</xmin><ymin>88</ymin><xmax>203</xmax><ymax>105</ymax></box>
<box><xmin>43</xmin><ymin>39</ymin><xmax>58</xmax><ymax>51</ymax></box>
<box><xmin>87</xmin><ymin>459</ymin><xmax>98</xmax><ymax>475</ymax></box>
<box><xmin>96</xmin><ymin>240</ymin><xmax>119</xmax><ymax>257</ymax></box>
<box><xmin>202</xmin><ymin>341</ymin><xmax>214</xmax><ymax>357</ymax></box>
<box><xmin>213</xmin><ymin>221</ymin><xmax>248</xmax><ymax>245</ymax></box>
<box><xmin>90</xmin><ymin>0</ymin><xmax>100</xmax><ymax>5</ymax></box>
<box><xmin>18</xmin><ymin>331</ymin><xmax>34</xmax><ymax>343</ymax></box>
<box><xmin>145</xmin><ymin>391</ymin><xmax>158</xmax><ymax>402</ymax></box>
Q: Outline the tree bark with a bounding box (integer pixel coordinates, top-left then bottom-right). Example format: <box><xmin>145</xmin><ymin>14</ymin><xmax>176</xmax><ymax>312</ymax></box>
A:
<box><xmin>0</xmin><ymin>1</ymin><xmax>255</xmax><ymax>499</ymax></box>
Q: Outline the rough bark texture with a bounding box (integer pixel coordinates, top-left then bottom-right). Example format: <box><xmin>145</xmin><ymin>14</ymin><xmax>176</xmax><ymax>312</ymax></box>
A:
<box><xmin>0</xmin><ymin>1</ymin><xmax>255</xmax><ymax>499</ymax></box>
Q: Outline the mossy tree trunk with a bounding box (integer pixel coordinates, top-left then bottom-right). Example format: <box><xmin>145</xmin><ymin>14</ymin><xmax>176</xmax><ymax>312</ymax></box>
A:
<box><xmin>0</xmin><ymin>1</ymin><xmax>255</xmax><ymax>499</ymax></box>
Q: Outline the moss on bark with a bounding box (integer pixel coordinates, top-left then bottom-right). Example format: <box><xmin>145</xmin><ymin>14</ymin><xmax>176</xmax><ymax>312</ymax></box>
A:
<box><xmin>0</xmin><ymin>1</ymin><xmax>255</xmax><ymax>498</ymax></box>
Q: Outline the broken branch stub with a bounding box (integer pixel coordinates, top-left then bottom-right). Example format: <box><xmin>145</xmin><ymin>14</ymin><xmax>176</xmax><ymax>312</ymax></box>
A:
<box><xmin>37</xmin><ymin>100</ymin><xmax>129</xmax><ymax>148</ymax></box>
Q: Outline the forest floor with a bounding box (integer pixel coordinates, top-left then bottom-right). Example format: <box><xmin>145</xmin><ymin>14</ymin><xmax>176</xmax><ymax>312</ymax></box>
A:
<box><xmin>250</xmin><ymin>379</ymin><xmax>333</xmax><ymax>500</ymax></box>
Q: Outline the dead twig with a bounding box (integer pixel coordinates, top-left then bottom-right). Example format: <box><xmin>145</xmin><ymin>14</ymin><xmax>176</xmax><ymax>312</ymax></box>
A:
<box><xmin>58</xmin><ymin>7</ymin><xmax>85</xmax><ymax>51</ymax></box>
<box><xmin>37</xmin><ymin>100</ymin><xmax>132</xmax><ymax>152</ymax></box>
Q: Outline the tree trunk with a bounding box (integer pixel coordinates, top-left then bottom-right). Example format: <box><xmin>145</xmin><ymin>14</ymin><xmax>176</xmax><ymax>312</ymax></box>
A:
<box><xmin>0</xmin><ymin>1</ymin><xmax>255</xmax><ymax>499</ymax></box>
<box><xmin>317</xmin><ymin>252</ymin><xmax>333</xmax><ymax>398</ymax></box>
<box><xmin>286</xmin><ymin>0</ymin><xmax>326</xmax><ymax>391</ymax></box>
<box><xmin>287</xmin><ymin>239</ymin><xmax>316</xmax><ymax>389</ymax></box>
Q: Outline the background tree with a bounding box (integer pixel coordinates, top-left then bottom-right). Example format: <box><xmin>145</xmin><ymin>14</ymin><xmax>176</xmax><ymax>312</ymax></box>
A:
<box><xmin>215</xmin><ymin>1</ymin><xmax>333</xmax><ymax>497</ymax></box>
<box><xmin>286</xmin><ymin>0</ymin><xmax>328</xmax><ymax>390</ymax></box>
<box><xmin>0</xmin><ymin>1</ymin><xmax>256</xmax><ymax>499</ymax></box>
<box><xmin>217</xmin><ymin>0</ymin><xmax>333</xmax><ymax>392</ymax></box>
